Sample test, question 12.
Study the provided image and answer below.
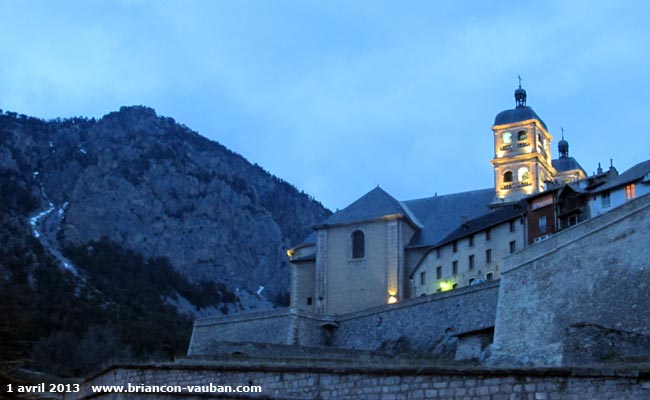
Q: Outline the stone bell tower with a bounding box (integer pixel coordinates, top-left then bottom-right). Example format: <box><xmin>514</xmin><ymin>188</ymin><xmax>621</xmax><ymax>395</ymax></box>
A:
<box><xmin>490</xmin><ymin>80</ymin><xmax>556</xmax><ymax>205</ymax></box>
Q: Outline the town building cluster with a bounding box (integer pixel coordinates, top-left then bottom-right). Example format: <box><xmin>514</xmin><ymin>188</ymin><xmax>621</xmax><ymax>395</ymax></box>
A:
<box><xmin>288</xmin><ymin>84</ymin><xmax>650</xmax><ymax>315</ymax></box>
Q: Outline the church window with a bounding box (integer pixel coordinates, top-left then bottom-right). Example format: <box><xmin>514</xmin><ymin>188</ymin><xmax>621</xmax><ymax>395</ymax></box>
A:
<box><xmin>601</xmin><ymin>191</ymin><xmax>611</xmax><ymax>208</ymax></box>
<box><xmin>452</xmin><ymin>261</ymin><xmax>458</xmax><ymax>275</ymax></box>
<box><xmin>625</xmin><ymin>184</ymin><xmax>636</xmax><ymax>200</ymax></box>
<box><xmin>503</xmin><ymin>171</ymin><xmax>513</xmax><ymax>183</ymax></box>
<box><xmin>509</xmin><ymin>240</ymin><xmax>517</xmax><ymax>254</ymax></box>
<box><xmin>436</xmin><ymin>266</ymin><xmax>442</xmax><ymax>280</ymax></box>
<box><xmin>468</xmin><ymin>255</ymin><xmax>475</xmax><ymax>270</ymax></box>
<box><xmin>486</xmin><ymin>249</ymin><xmax>492</xmax><ymax>264</ymax></box>
<box><xmin>502</xmin><ymin>131</ymin><xmax>512</xmax><ymax>145</ymax></box>
<box><xmin>468</xmin><ymin>235</ymin><xmax>474</xmax><ymax>247</ymax></box>
<box><xmin>351</xmin><ymin>230</ymin><xmax>365</xmax><ymax>259</ymax></box>
<box><xmin>518</xmin><ymin>166</ymin><xmax>530</xmax><ymax>182</ymax></box>
<box><xmin>539</xmin><ymin>216</ymin><xmax>547</xmax><ymax>234</ymax></box>
<box><xmin>517</xmin><ymin>130</ymin><xmax>527</xmax><ymax>141</ymax></box>
<box><xmin>420</xmin><ymin>271</ymin><xmax>426</xmax><ymax>286</ymax></box>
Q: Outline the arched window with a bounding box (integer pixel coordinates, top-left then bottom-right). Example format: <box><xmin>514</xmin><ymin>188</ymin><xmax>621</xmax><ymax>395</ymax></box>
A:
<box><xmin>351</xmin><ymin>230</ymin><xmax>365</xmax><ymax>259</ymax></box>
<box><xmin>517</xmin><ymin>130</ymin><xmax>527</xmax><ymax>141</ymax></box>
<box><xmin>518</xmin><ymin>166</ymin><xmax>530</xmax><ymax>182</ymax></box>
<box><xmin>502</xmin><ymin>131</ymin><xmax>512</xmax><ymax>145</ymax></box>
<box><xmin>503</xmin><ymin>171</ymin><xmax>513</xmax><ymax>183</ymax></box>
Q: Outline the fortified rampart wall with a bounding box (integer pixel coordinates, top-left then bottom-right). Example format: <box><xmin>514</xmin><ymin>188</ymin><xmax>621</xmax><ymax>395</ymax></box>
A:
<box><xmin>188</xmin><ymin>308</ymin><xmax>331</xmax><ymax>355</ymax></box>
<box><xmin>491</xmin><ymin>193</ymin><xmax>650</xmax><ymax>366</ymax></box>
<box><xmin>66</xmin><ymin>361</ymin><xmax>650</xmax><ymax>400</ymax></box>
<box><xmin>188</xmin><ymin>281</ymin><xmax>499</xmax><ymax>356</ymax></box>
<box><xmin>331</xmin><ymin>281</ymin><xmax>499</xmax><ymax>352</ymax></box>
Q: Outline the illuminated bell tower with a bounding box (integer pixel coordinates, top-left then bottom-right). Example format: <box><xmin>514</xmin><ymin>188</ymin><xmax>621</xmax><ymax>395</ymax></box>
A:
<box><xmin>490</xmin><ymin>81</ymin><xmax>556</xmax><ymax>205</ymax></box>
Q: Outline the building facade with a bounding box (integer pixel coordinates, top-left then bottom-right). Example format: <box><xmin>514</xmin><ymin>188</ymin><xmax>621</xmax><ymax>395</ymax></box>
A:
<box><xmin>288</xmin><ymin>84</ymin><xmax>636</xmax><ymax>315</ymax></box>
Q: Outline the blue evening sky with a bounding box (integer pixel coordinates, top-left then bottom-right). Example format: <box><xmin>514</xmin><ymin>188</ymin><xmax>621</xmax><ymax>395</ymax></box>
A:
<box><xmin>1</xmin><ymin>0</ymin><xmax>649</xmax><ymax>210</ymax></box>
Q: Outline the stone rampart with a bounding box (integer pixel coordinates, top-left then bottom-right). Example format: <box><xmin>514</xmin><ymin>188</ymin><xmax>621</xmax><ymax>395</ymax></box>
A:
<box><xmin>189</xmin><ymin>281</ymin><xmax>500</xmax><ymax>357</ymax></box>
<box><xmin>67</xmin><ymin>361</ymin><xmax>650</xmax><ymax>399</ymax></box>
<box><xmin>188</xmin><ymin>308</ymin><xmax>333</xmax><ymax>355</ymax></box>
<box><xmin>332</xmin><ymin>281</ymin><xmax>500</xmax><ymax>353</ymax></box>
<box><xmin>491</xmin><ymin>193</ymin><xmax>650</xmax><ymax>366</ymax></box>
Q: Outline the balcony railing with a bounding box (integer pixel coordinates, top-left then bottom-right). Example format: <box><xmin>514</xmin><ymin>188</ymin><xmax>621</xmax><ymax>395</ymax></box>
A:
<box><xmin>501</xmin><ymin>181</ymin><xmax>531</xmax><ymax>190</ymax></box>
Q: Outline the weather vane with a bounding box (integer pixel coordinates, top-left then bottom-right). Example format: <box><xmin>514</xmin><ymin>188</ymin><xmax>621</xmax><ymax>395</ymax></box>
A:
<box><xmin>518</xmin><ymin>74</ymin><xmax>522</xmax><ymax>88</ymax></box>
<box><xmin>561</xmin><ymin>126</ymin><xmax>565</xmax><ymax>139</ymax></box>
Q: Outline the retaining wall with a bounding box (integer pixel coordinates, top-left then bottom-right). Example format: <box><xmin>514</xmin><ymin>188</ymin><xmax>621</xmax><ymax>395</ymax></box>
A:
<box><xmin>66</xmin><ymin>361</ymin><xmax>650</xmax><ymax>400</ymax></box>
<box><xmin>189</xmin><ymin>280</ymin><xmax>500</xmax><ymax>356</ymax></box>
<box><xmin>491</xmin><ymin>193</ymin><xmax>650</xmax><ymax>366</ymax></box>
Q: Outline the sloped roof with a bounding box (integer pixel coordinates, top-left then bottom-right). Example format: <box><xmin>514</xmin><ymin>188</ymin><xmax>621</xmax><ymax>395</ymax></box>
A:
<box><xmin>434</xmin><ymin>201</ymin><xmax>526</xmax><ymax>248</ymax></box>
<box><xmin>552</xmin><ymin>157</ymin><xmax>586</xmax><ymax>175</ymax></box>
<box><xmin>592</xmin><ymin>159</ymin><xmax>650</xmax><ymax>193</ymax></box>
<box><xmin>316</xmin><ymin>186</ymin><xmax>421</xmax><ymax>228</ymax></box>
<box><xmin>403</xmin><ymin>188</ymin><xmax>495</xmax><ymax>248</ymax></box>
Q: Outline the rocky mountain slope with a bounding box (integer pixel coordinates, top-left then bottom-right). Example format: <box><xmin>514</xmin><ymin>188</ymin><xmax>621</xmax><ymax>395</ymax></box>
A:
<box><xmin>0</xmin><ymin>106</ymin><xmax>330</xmax><ymax>375</ymax></box>
<box><xmin>1</xmin><ymin>106</ymin><xmax>329</xmax><ymax>301</ymax></box>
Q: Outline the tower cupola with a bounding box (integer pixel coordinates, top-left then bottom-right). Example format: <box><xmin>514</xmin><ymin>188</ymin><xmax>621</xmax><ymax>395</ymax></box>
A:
<box><xmin>558</xmin><ymin>127</ymin><xmax>569</xmax><ymax>158</ymax></box>
<box><xmin>515</xmin><ymin>85</ymin><xmax>527</xmax><ymax>107</ymax></box>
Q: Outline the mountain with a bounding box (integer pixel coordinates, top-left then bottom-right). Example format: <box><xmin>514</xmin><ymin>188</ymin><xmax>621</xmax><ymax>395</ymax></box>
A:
<box><xmin>0</xmin><ymin>106</ymin><xmax>330</xmax><ymax>376</ymax></box>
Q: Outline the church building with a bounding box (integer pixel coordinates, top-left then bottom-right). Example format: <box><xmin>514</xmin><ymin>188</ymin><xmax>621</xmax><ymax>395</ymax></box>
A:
<box><xmin>288</xmin><ymin>83</ymin><xmax>592</xmax><ymax>315</ymax></box>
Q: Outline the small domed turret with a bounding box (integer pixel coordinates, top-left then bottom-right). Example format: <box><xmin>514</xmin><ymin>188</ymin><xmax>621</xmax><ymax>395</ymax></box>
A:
<box><xmin>558</xmin><ymin>128</ymin><xmax>569</xmax><ymax>158</ymax></box>
<box><xmin>515</xmin><ymin>86</ymin><xmax>527</xmax><ymax>107</ymax></box>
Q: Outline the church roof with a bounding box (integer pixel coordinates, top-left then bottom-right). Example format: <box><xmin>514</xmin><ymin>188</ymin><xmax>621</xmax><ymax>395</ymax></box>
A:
<box><xmin>403</xmin><ymin>188</ymin><xmax>495</xmax><ymax>248</ymax></box>
<box><xmin>316</xmin><ymin>186</ymin><xmax>421</xmax><ymax>228</ymax></box>
<box><xmin>494</xmin><ymin>106</ymin><xmax>548</xmax><ymax>131</ymax></box>
<box><xmin>434</xmin><ymin>201</ymin><xmax>526</xmax><ymax>248</ymax></box>
<box><xmin>592</xmin><ymin>159</ymin><xmax>650</xmax><ymax>194</ymax></box>
<box><xmin>552</xmin><ymin>157</ymin><xmax>586</xmax><ymax>174</ymax></box>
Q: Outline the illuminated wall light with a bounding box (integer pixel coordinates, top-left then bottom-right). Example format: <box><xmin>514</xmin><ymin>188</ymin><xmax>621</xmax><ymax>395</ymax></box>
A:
<box><xmin>387</xmin><ymin>295</ymin><xmax>398</xmax><ymax>304</ymax></box>
<box><xmin>387</xmin><ymin>289</ymin><xmax>397</xmax><ymax>296</ymax></box>
<box><xmin>286</xmin><ymin>249</ymin><xmax>294</xmax><ymax>257</ymax></box>
<box><xmin>439</xmin><ymin>281</ymin><xmax>453</xmax><ymax>292</ymax></box>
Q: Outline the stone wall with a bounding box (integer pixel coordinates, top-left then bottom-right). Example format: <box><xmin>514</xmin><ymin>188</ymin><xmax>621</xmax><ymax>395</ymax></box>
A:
<box><xmin>491</xmin><ymin>193</ymin><xmax>650</xmax><ymax>366</ymax></box>
<box><xmin>332</xmin><ymin>281</ymin><xmax>500</xmax><ymax>353</ymax></box>
<box><xmin>188</xmin><ymin>308</ymin><xmax>332</xmax><ymax>355</ymax></box>
<box><xmin>563</xmin><ymin>322</ymin><xmax>650</xmax><ymax>365</ymax></box>
<box><xmin>189</xmin><ymin>281</ymin><xmax>500</xmax><ymax>356</ymax></box>
<box><xmin>67</xmin><ymin>361</ymin><xmax>650</xmax><ymax>400</ymax></box>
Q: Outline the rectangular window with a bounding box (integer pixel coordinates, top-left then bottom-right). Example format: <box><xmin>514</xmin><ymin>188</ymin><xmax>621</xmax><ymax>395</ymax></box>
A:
<box><xmin>539</xmin><ymin>216</ymin><xmax>547</xmax><ymax>234</ymax></box>
<box><xmin>509</xmin><ymin>220</ymin><xmax>515</xmax><ymax>232</ymax></box>
<box><xmin>486</xmin><ymin>272</ymin><xmax>494</xmax><ymax>281</ymax></box>
<box><xmin>468</xmin><ymin>255</ymin><xmax>475</xmax><ymax>270</ymax></box>
<box><xmin>468</xmin><ymin>235</ymin><xmax>474</xmax><ymax>247</ymax></box>
<box><xmin>509</xmin><ymin>240</ymin><xmax>517</xmax><ymax>254</ymax></box>
<box><xmin>436</xmin><ymin>266</ymin><xmax>442</xmax><ymax>280</ymax></box>
<box><xmin>601</xmin><ymin>191</ymin><xmax>611</xmax><ymax>208</ymax></box>
<box><xmin>452</xmin><ymin>261</ymin><xmax>458</xmax><ymax>275</ymax></box>
<box><xmin>486</xmin><ymin>249</ymin><xmax>492</xmax><ymax>264</ymax></box>
<box><xmin>452</xmin><ymin>241</ymin><xmax>458</xmax><ymax>253</ymax></box>
<box><xmin>307</xmin><ymin>297</ymin><xmax>312</xmax><ymax>305</ymax></box>
<box><xmin>420</xmin><ymin>271</ymin><xmax>426</xmax><ymax>286</ymax></box>
<box><xmin>468</xmin><ymin>278</ymin><xmax>475</xmax><ymax>286</ymax></box>
<box><xmin>436</xmin><ymin>248</ymin><xmax>441</xmax><ymax>258</ymax></box>
<box><xmin>625</xmin><ymin>184</ymin><xmax>636</xmax><ymax>200</ymax></box>
<box><xmin>485</xmin><ymin>229</ymin><xmax>491</xmax><ymax>241</ymax></box>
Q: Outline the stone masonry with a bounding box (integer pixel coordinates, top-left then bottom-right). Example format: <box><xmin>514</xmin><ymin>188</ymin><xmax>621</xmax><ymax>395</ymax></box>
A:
<box><xmin>67</xmin><ymin>360</ymin><xmax>650</xmax><ymax>400</ymax></box>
